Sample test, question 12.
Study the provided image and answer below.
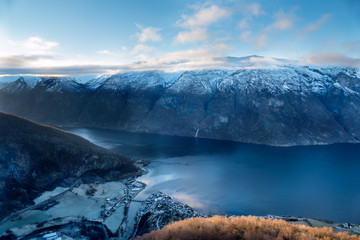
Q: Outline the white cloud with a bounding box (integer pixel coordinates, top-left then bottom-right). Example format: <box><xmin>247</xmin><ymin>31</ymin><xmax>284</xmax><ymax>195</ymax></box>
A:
<box><xmin>0</xmin><ymin>52</ymin><xmax>281</xmax><ymax>75</ymax></box>
<box><xmin>131</xmin><ymin>44</ymin><xmax>154</xmax><ymax>55</ymax></box>
<box><xmin>0</xmin><ymin>54</ymin><xmax>57</xmax><ymax>68</ymax></box>
<box><xmin>238</xmin><ymin>19</ymin><xmax>249</xmax><ymax>29</ymax></box>
<box><xmin>8</xmin><ymin>36</ymin><xmax>59</xmax><ymax>52</ymax></box>
<box><xmin>135</xmin><ymin>54</ymin><xmax>148</xmax><ymax>61</ymax></box>
<box><xmin>214</xmin><ymin>43</ymin><xmax>232</xmax><ymax>52</ymax></box>
<box><xmin>177</xmin><ymin>4</ymin><xmax>230</xmax><ymax>28</ymax></box>
<box><xmin>122</xmin><ymin>44</ymin><xmax>232</xmax><ymax>72</ymax></box>
<box><xmin>240</xmin><ymin>31</ymin><xmax>251</xmax><ymax>42</ymax></box>
<box><xmin>1</xmin><ymin>50</ymin><xmax>358</xmax><ymax>76</ymax></box>
<box><xmin>342</xmin><ymin>41</ymin><xmax>360</xmax><ymax>55</ymax></box>
<box><xmin>134</xmin><ymin>51</ymin><xmax>225</xmax><ymax>72</ymax></box>
<box><xmin>7</xmin><ymin>40</ymin><xmax>16</xmax><ymax>46</ymax></box>
<box><xmin>246</xmin><ymin>56</ymin><xmax>281</xmax><ymax>65</ymax></box>
<box><xmin>255</xmin><ymin>9</ymin><xmax>296</xmax><ymax>48</ymax></box>
<box><xmin>266</xmin><ymin>9</ymin><xmax>296</xmax><ymax>32</ymax></box>
<box><xmin>135</xmin><ymin>23</ymin><xmax>162</xmax><ymax>42</ymax></box>
<box><xmin>236</xmin><ymin>3</ymin><xmax>265</xmax><ymax>47</ymax></box>
<box><xmin>161</xmin><ymin>49</ymin><xmax>215</xmax><ymax>62</ymax></box>
<box><xmin>154</xmin><ymin>44</ymin><xmax>230</xmax><ymax>64</ymax></box>
<box><xmin>97</xmin><ymin>50</ymin><xmax>114</xmax><ymax>55</ymax></box>
<box><xmin>302</xmin><ymin>52</ymin><xmax>360</xmax><ymax>67</ymax></box>
<box><xmin>255</xmin><ymin>33</ymin><xmax>267</xmax><ymax>48</ymax></box>
<box><xmin>236</xmin><ymin>3</ymin><xmax>264</xmax><ymax>30</ymax></box>
<box><xmin>272</xmin><ymin>19</ymin><xmax>292</xmax><ymax>30</ymax></box>
<box><xmin>174</xmin><ymin>4</ymin><xmax>230</xmax><ymax>45</ymax></box>
<box><xmin>300</xmin><ymin>13</ymin><xmax>331</xmax><ymax>37</ymax></box>
<box><xmin>236</xmin><ymin>2</ymin><xmax>265</xmax><ymax>17</ymax></box>
<box><xmin>174</xmin><ymin>28</ymin><xmax>208</xmax><ymax>44</ymax></box>
<box><xmin>245</xmin><ymin>3</ymin><xmax>265</xmax><ymax>17</ymax></box>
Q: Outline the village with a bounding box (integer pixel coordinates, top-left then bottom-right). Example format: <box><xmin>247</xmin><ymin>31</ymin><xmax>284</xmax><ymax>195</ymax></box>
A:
<box><xmin>1</xmin><ymin>157</ymin><xmax>359</xmax><ymax>240</ymax></box>
<box><xmin>99</xmin><ymin>177</ymin><xmax>145</xmax><ymax>219</ymax></box>
<box><xmin>35</xmin><ymin>181</ymin><xmax>206</xmax><ymax>240</ymax></box>
<box><xmin>126</xmin><ymin>191</ymin><xmax>207</xmax><ymax>239</ymax></box>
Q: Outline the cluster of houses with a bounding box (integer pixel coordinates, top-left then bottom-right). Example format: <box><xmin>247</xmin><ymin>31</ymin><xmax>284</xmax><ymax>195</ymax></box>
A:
<box><xmin>136</xmin><ymin>191</ymin><xmax>206</xmax><ymax>231</ymax></box>
<box><xmin>100</xmin><ymin>177</ymin><xmax>145</xmax><ymax>219</ymax></box>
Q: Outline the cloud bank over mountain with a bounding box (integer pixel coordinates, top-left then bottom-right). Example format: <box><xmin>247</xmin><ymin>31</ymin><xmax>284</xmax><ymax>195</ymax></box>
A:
<box><xmin>0</xmin><ymin>0</ymin><xmax>359</xmax><ymax>75</ymax></box>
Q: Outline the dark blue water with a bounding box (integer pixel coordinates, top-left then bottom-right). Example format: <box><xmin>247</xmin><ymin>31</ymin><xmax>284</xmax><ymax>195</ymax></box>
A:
<box><xmin>67</xmin><ymin>128</ymin><xmax>360</xmax><ymax>223</ymax></box>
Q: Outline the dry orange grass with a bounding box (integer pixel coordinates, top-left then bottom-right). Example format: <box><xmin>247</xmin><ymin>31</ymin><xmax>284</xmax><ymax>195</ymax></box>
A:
<box><xmin>136</xmin><ymin>216</ymin><xmax>360</xmax><ymax>240</ymax></box>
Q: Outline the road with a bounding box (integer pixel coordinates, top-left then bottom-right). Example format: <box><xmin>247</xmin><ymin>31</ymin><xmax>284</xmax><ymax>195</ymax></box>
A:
<box><xmin>0</xmin><ymin>179</ymin><xmax>81</xmax><ymax>226</ymax></box>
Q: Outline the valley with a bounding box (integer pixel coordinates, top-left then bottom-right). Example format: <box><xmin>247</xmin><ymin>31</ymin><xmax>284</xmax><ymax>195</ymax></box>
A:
<box><xmin>1</xmin><ymin>124</ymin><xmax>360</xmax><ymax>239</ymax></box>
<box><xmin>1</xmin><ymin>0</ymin><xmax>359</xmax><ymax>238</ymax></box>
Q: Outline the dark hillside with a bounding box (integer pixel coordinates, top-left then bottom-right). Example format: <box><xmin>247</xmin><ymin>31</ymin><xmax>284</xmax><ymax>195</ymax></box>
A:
<box><xmin>0</xmin><ymin>112</ymin><xmax>140</xmax><ymax>220</ymax></box>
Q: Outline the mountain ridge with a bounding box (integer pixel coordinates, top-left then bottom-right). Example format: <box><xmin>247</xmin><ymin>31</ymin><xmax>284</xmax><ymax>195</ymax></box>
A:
<box><xmin>0</xmin><ymin>63</ymin><xmax>359</xmax><ymax>146</ymax></box>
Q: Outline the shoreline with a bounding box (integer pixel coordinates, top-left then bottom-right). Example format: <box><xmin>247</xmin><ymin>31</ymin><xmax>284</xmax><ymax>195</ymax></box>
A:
<box><xmin>125</xmin><ymin>162</ymin><xmax>360</xmax><ymax>237</ymax></box>
<box><xmin>0</xmin><ymin>159</ymin><xmax>148</xmax><ymax>239</ymax></box>
<box><xmin>1</xmin><ymin>160</ymin><xmax>359</xmax><ymax>239</ymax></box>
<box><xmin>63</xmin><ymin>126</ymin><xmax>360</xmax><ymax>148</ymax></box>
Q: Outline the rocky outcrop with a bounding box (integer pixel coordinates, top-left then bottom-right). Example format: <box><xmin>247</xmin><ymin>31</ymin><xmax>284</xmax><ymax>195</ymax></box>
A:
<box><xmin>133</xmin><ymin>192</ymin><xmax>206</xmax><ymax>238</ymax></box>
<box><xmin>0</xmin><ymin>65</ymin><xmax>359</xmax><ymax>146</ymax></box>
<box><xmin>0</xmin><ymin>112</ymin><xmax>140</xmax><ymax>220</ymax></box>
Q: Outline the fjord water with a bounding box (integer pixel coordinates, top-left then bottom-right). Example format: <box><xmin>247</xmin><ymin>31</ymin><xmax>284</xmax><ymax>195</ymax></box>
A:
<box><xmin>67</xmin><ymin>128</ymin><xmax>360</xmax><ymax>223</ymax></box>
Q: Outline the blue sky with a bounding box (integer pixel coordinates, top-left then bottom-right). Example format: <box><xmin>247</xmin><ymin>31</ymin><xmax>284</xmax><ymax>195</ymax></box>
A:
<box><xmin>0</xmin><ymin>0</ymin><xmax>359</xmax><ymax>74</ymax></box>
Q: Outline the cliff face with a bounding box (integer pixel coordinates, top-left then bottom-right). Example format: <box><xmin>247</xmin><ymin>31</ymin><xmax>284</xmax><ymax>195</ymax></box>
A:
<box><xmin>0</xmin><ymin>112</ymin><xmax>140</xmax><ymax>219</ymax></box>
<box><xmin>0</xmin><ymin>65</ymin><xmax>359</xmax><ymax>146</ymax></box>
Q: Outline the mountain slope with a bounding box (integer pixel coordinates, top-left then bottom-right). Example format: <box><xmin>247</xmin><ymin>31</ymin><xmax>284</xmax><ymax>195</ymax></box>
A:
<box><xmin>137</xmin><ymin>216</ymin><xmax>360</xmax><ymax>240</ymax></box>
<box><xmin>0</xmin><ymin>112</ymin><xmax>140</xmax><ymax>220</ymax></box>
<box><xmin>0</xmin><ymin>77</ymin><xmax>89</xmax><ymax>124</ymax></box>
<box><xmin>0</xmin><ymin>65</ymin><xmax>359</xmax><ymax>145</ymax></box>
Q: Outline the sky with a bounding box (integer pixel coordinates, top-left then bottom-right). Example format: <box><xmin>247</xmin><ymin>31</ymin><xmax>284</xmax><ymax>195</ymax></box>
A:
<box><xmin>0</xmin><ymin>0</ymin><xmax>359</xmax><ymax>75</ymax></box>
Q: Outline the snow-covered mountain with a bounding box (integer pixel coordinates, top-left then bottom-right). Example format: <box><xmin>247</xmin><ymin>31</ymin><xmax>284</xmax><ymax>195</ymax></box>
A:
<box><xmin>0</xmin><ymin>62</ymin><xmax>359</xmax><ymax>146</ymax></box>
<box><xmin>0</xmin><ymin>75</ymin><xmax>97</xmax><ymax>90</ymax></box>
<box><xmin>0</xmin><ymin>76</ymin><xmax>41</xmax><ymax>90</ymax></box>
<box><xmin>98</xmin><ymin>71</ymin><xmax>182</xmax><ymax>91</ymax></box>
<box><xmin>35</xmin><ymin>77</ymin><xmax>87</xmax><ymax>93</ymax></box>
